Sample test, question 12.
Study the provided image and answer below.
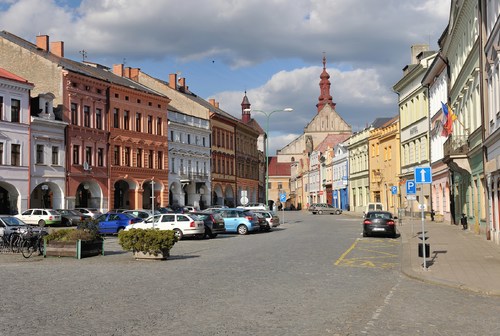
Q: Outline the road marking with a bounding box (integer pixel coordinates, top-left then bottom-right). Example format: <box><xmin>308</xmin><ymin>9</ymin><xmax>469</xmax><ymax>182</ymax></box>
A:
<box><xmin>334</xmin><ymin>238</ymin><xmax>399</xmax><ymax>269</ymax></box>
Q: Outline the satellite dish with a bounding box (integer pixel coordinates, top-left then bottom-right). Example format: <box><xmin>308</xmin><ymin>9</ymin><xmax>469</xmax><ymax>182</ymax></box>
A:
<box><xmin>83</xmin><ymin>161</ymin><xmax>91</xmax><ymax>171</ymax></box>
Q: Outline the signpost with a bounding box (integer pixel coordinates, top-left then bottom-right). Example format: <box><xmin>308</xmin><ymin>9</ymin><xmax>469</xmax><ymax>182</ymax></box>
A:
<box><xmin>279</xmin><ymin>192</ymin><xmax>286</xmax><ymax>225</ymax></box>
<box><xmin>414</xmin><ymin>166</ymin><xmax>432</xmax><ymax>270</ymax></box>
<box><xmin>240</xmin><ymin>190</ymin><xmax>249</xmax><ymax>206</ymax></box>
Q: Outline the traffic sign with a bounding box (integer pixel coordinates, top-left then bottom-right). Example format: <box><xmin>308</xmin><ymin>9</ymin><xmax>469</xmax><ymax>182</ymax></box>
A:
<box><xmin>418</xmin><ymin>204</ymin><xmax>427</xmax><ymax>210</ymax></box>
<box><xmin>333</xmin><ymin>190</ymin><xmax>338</xmax><ymax>199</ymax></box>
<box><xmin>406</xmin><ymin>180</ymin><xmax>416</xmax><ymax>195</ymax></box>
<box><xmin>406</xmin><ymin>195</ymin><xmax>417</xmax><ymax>200</ymax></box>
<box><xmin>279</xmin><ymin>193</ymin><xmax>286</xmax><ymax>202</ymax></box>
<box><xmin>240</xmin><ymin>196</ymin><xmax>249</xmax><ymax>205</ymax></box>
<box><xmin>415</xmin><ymin>167</ymin><xmax>432</xmax><ymax>184</ymax></box>
<box><xmin>391</xmin><ymin>186</ymin><xmax>397</xmax><ymax>195</ymax></box>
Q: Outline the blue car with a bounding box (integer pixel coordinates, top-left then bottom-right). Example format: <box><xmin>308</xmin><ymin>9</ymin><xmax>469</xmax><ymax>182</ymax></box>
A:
<box><xmin>95</xmin><ymin>213</ymin><xmax>142</xmax><ymax>234</ymax></box>
<box><xmin>213</xmin><ymin>208</ymin><xmax>260</xmax><ymax>235</ymax></box>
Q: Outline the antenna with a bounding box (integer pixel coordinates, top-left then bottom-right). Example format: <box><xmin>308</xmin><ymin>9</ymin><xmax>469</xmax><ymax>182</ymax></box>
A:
<box><xmin>79</xmin><ymin>50</ymin><xmax>87</xmax><ymax>62</ymax></box>
<box><xmin>123</xmin><ymin>57</ymin><xmax>127</xmax><ymax>66</ymax></box>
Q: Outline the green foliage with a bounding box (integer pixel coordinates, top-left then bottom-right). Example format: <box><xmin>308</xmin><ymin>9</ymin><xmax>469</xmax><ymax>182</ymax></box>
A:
<box><xmin>118</xmin><ymin>229</ymin><xmax>177</xmax><ymax>255</ymax></box>
<box><xmin>45</xmin><ymin>219</ymin><xmax>101</xmax><ymax>242</ymax></box>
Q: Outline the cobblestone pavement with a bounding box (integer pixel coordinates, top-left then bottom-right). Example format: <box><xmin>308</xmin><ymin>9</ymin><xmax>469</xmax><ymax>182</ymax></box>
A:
<box><xmin>1</xmin><ymin>212</ymin><xmax>499</xmax><ymax>335</ymax></box>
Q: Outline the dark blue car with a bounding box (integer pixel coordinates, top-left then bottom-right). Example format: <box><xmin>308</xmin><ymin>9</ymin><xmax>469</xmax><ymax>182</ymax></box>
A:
<box><xmin>96</xmin><ymin>213</ymin><xmax>142</xmax><ymax>234</ymax></box>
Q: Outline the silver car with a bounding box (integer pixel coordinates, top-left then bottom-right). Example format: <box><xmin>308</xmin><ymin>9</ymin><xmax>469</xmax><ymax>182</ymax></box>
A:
<box><xmin>308</xmin><ymin>203</ymin><xmax>342</xmax><ymax>215</ymax></box>
<box><xmin>253</xmin><ymin>210</ymin><xmax>280</xmax><ymax>228</ymax></box>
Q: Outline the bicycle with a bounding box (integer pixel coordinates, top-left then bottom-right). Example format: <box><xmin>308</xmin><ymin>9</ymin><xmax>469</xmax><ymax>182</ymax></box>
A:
<box><xmin>20</xmin><ymin>227</ymin><xmax>47</xmax><ymax>258</ymax></box>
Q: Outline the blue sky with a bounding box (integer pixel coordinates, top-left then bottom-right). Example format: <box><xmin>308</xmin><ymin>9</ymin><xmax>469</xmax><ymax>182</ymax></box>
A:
<box><xmin>0</xmin><ymin>0</ymin><xmax>450</xmax><ymax>154</ymax></box>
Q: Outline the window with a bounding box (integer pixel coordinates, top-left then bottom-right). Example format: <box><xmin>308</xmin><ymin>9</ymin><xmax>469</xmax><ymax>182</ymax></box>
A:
<box><xmin>114</xmin><ymin>146</ymin><xmax>120</xmax><ymax>165</ymax></box>
<box><xmin>97</xmin><ymin>148</ymin><xmax>104</xmax><ymax>167</ymax></box>
<box><xmin>148</xmin><ymin>115</ymin><xmax>153</xmax><ymax>134</ymax></box>
<box><xmin>135</xmin><ymin>113</ymin><xmax>141</xmax><ymax>132</ymax></box>
<box><xmin>278</xmin><ymin>183</ymin><xmax>283</xmax><ymax>190</ymax></box>
<box><xmin>49</xmin><ymin>147</ymin><xmax>58</xmax><ymax>166</ymax></box>
<box><xmin>124</xmin><ymin>147</ymin><xmax>131</xmax><ymax>166</ymax></box>
<box><xmin>156</xmin><ymin>117</ymin><xmax>162</xmax><ymax>135</ymax></box>
<box><xmin>203</xmin><ymin>137</ymin><xmax>206</xmax><ymax>147</ymax></box>
<box><xmin>85</xmin><ymin>146</ymin><xmax>92</xmax><ymax>166</ymax></box>
<box><xmin>36</xmin><ymin>145</ymin><xmax>44</xmax><ymax>164</ymax></box>
<box><xmin>136</xmin><ymin>148</ymin><xmax>142</xmax><ymax>168</ymax></box>
<box><xmin>171</xmin><ymin>157</ymin><xmax>175</xmax><ymax>173</ymax></box>
<box><xmin>71</xmin><ymin>103</ymin><xmax>78</xmax><ymax>125</ymax></box>
<box><xmin>96</xmin><ymin>108</ymin><xmax>102</xmax><ymax>130</ymax></box>
<box><xmin>124</xmin><ymin>110</ymin><xmax>130</xmax><ymax>130</ymax></box>
<box><xmin>170</xmin><ymin>130</ymin><xmax>174</xmax><ymax>141</ymax></box>
<box><xmin>149</xmin><ymin>150</ymin><xmax>153</xmax><ymax>168</ymax></box>
<box><xmin>158</xmin><ymin>151</ymin><xmax>163</xmax><ymax>169</ymax></box>
<box><xmin>0</xmin><ymin>96</ymin><xmax>3</xmax><ymax>120</ymax></box>
<box><xmin>0</xmin><ymin>142</ymin><xmax>3</xmax><ymax>164</ymax></box>
<box><xmin>83</xmin><ymin>105</ymin><xmax>90</xmax><ymax>127</ymax></box>
<box><xmin>72</xmin><ymin>145</ymin><xmax>80</xmax><ymax>165</ymax></box>
<box><xmin>187</xmin><ymin>134</ymin><xmax>191</xmax><ymax>144</ymax></box>
<box><xmin>113</xmin><ymin>108</ymin><xmax>119</xmax><ymax>128</ymax></box>
<box><xmin>11</xmin><ymin>99</ymin><xmax>20</xmax><ymax>122</ymax></box>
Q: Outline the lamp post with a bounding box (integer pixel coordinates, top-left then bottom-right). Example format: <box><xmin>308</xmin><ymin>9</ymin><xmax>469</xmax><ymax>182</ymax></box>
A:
<box><xmin>244</xmin><ymin>107</ymin><xmax>293</xmax><ymax>208</ymax></box>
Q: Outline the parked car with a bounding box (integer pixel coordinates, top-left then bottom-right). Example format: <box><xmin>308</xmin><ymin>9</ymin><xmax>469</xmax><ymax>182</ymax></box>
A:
<box><xmin>15</xmin><ymin>209</ymin><xmax>62</xmax><ymax>226</ymax></box>
<box><xmin>254</xmin><ymin>212</ymin><xmax>271</xmax><ymax>231</ymax></box>
<box><xmin>123</xmin><ymin>209</ymin><xmax>160</xmax><ymax>220</ymax></box>
<box><xmin>0</xmin><ymin>215</ymin><xmax>30</xmax><ymax>240</ymax></box>
<box><xmin>362</xmin><ymin>211</ymin><xmax>397</xmax><ymax>238</ymax></box>
<box><xmin>125</xmin><ymin>213</ymin><xmax>204</xmax><ymax>240</ymax></box>
<box><xmin>308</xmin><ymin>203</ymin><xmax>342</xmax><ymax>215</ymax></box>
<box><xmin>183</xmin><ymin>206</ymin><xmax>197</xmax><ymax>213</ymax></box>
<box><xmin>253</xmin><ymin>210</ymin><xmax>280</xmax><ymax>228</ymax></box>
<box><xmin>212</xmin><ymin>208</ymin><xmax>260</xmax><ymax>235</ymax></box>
<box><xmin>74</xmin><ymin>208</ymin><xmax>102</xmax><ymax>219</ymax></box>
<box><xmin>55</xmin><ymin>209</ymin><xmax>85</xmax><ymax>227</ymax></box>
<box><xmin>237</xmin><ymin>203</ymin><xmax>269</xmax><ymax>211</ymax></box>
<box><xmin>158</xmin><ymin>207</ymin><xmax>174</xmax><ymax>213</ymax></box>
<box><xmin>190</xmin><ymin>211</ymin><xmax>226</xmax><ymax>238</ymax></box>
<box><xmin>95</xmin><ymin>212</ymin><xmax>143</xmax><ymax>234</ymax></box>
<box><xmin>202</xmin><ymin>205</ymin><xmax>228</xmax><ymax>212</ymax></box>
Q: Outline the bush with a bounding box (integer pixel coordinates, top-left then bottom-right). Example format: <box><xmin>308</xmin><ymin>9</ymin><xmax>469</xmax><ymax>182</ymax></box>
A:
<box><xmin>45</xmin><ymin>219</ymin><xmax>101</xmax><ymax>242</ymax></box>
<box><xmin>118</xmin><ymin>229</ymin><xmax>177</xmax><ymax>255</ymax></box>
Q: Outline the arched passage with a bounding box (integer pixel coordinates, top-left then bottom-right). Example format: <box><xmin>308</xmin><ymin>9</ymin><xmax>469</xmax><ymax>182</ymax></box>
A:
<box><xmin>75</xmin><ymin>180</ymin><xmax>103</xmax><ymax>209</ymax></box>
<box><xmin>30</xmin><ymin>182</ymin><xmax>64</xmax><ymax>209</ymax></box>
<box><xmin>0</xmin><ymin>182</ymin><xmax>19</xmax><ymax>215</ymax></box>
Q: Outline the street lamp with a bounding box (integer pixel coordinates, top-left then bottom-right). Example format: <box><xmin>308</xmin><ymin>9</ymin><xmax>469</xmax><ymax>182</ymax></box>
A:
<box><xmin>244</xmin><ymin>107</ymin><xmax>293</xmax><ymax>208</ymax></box>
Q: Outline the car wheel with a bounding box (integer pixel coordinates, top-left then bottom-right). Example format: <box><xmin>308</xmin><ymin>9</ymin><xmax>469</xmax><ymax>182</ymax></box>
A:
<box><xmin>117</xmin><ymin>227</ymin><xmax>125</xmax><ymax>234</ymax></box>
<box><xmin>363</xmin><ymin>231</ymin><xmax>369</xmax><ymax>237</ymax></box>
<box><xmin>210</xmin><ymin>233</ymin><xmax>218</xmax><ymax>239</ymax></box>
<box><xmin>335</xmin><ymin>210</ymin><xmax>341</xmax><ymax>215</ymax></box>
<box><xmin>174</xmin><ymin>228</ymin><xmax>183</xmax><ymax>240</ymax></box>
<box><xmin>38</xmin><ymin>219</ymin><xmax>46</xmax><ymax>227</ymax></box>
<box><xmin>237</xmin><ymin>225</ymin><xmax>248</xmax><ymax>235</ymax></box>
<box><xmin>318</xmin><ymin>210</ymin><xmax>323</xmax><ymax>215</ymax></box>
<box><xmin>66</xmin><ymin>219</ymin><xmax>72</xmax><ymax>227</ymax></box>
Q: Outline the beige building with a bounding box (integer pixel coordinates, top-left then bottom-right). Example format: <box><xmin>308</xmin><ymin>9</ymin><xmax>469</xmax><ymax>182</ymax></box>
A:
<box><xmin>368</xmin><ymin>116</ymin><xmax>401</xmax><ymax>214</ymax></box>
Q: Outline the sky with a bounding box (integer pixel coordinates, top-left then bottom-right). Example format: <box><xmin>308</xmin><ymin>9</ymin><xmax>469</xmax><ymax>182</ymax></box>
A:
<box><xmin>0</xmin><ymin>0</ymin><xmax>450</xmax><ymax>154</ymax></box>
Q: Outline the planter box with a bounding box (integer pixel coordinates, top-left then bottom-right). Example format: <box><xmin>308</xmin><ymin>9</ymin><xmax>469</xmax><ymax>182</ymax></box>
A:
<box><xmin>133</xmin><ymin>249</ymin><xmax>170</xmax><ymax>260</ymax></box>
<box><xmin>44</xmin><ymin>238</ymin><xmax>104</xmax><ymax>259</ymax></box>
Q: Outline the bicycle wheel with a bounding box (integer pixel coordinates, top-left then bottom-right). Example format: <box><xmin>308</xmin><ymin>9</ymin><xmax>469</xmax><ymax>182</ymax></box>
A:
<box><xmin>21</xmin><ymin>240</ymin><xmax>34</xmax><ymax>258</ymax></box>
<box><xmin>10</xmin><ymin>234</ymin><xmax>21</xmax><ymax>253</ymax></box>
<box><xmin>37</xmin><ymin>237</ymin><xmax>45</xmax><ymax>256</ymax></box>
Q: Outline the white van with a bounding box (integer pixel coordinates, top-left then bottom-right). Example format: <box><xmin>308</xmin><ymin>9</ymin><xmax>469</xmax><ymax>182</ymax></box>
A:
<box><xmin>364</xmin><ymin>203</ymin><xmax>384</xmax><ymax>216</ymax></box>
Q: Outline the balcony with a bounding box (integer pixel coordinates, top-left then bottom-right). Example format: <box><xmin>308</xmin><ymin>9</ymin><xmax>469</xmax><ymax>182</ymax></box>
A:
<box><xmin>443</xmin><ymin>135</ymin><xmax>471</xmax><ymax>174</ymax></box>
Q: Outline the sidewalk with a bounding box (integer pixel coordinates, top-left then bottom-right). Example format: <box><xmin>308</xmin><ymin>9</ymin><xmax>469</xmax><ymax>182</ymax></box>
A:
<box><xmin>399</xmin><ymin>217</ymin><xmax>500</xmax><ymax>296</ymax></box>
<box><xmin>345</xmin><ymin>211</ymin><xmax>500</xmax><ymax>296</ymax></box>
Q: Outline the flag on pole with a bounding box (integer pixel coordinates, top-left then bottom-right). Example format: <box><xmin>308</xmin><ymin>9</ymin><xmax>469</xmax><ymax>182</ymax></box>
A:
<box><xmin>441</xmin><ymin>102</ymin><xmax>457</xmax><ymax>137</ymax></box>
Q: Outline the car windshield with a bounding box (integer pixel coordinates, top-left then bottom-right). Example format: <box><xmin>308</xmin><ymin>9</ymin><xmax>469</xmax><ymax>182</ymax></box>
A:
<box><xmin>48</xmin><ymin>210</ymin><xmax>60</xmax><ymax>215</ymax></box>
<box><xmin>1</xmin><ymin>217</ymin><xmax>25</xmax><ymax>226</ymax></box>
<box><xmin>367</xmin><ymin>212</ymin><xmax>392</xmax><ymax>219</ymax></box>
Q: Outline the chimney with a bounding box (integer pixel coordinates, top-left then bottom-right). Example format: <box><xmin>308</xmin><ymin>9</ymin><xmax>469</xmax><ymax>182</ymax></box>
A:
<box><xmin>215</xmin><ymin>102</ymin><xmax>219</xmax><ymax>108</ymax></box>
<box><xmin>50</xmin><ymin>41</ymin><xmax>64</xmax><ymax>57</ymax></box>
<box><xmin>36</xmin><ymin>35</ymin><xmax>49</xmax><ymax>51</ymax></box>
<box><xmin>169</xmin><ymin>74</ymin><xmax>177</xmax><ymax>89</ymax></box>
<box><xmin>124</xmin><ymin>67</ymin><xmax>131</xmax><ymax>78</ymax></box>
<box><xmin>130</xmin><ymin>68</ymin><xmax>140</xmax><ymax>81</ymax></box>
<box><xmin>113</xmin><ymin>64</ymin><xmax>124</xmax><ymax>77</ymax></box>
<box><xmin>411</xmin><ymin>44</ymin><xmax>429</xmax><ymax>64</ymax></box>
<box><xmin>209</xmin><ymin>99</ymin><xmax>216</xmax><ymax>107</ymax></box>
<box><xmin>178</xmin><ymin>77</ymin><xmax>186</xmax><ymax>92</ymax></box>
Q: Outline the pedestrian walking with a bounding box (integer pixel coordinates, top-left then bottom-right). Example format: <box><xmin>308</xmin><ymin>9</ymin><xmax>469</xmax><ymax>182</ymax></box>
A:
<box><xmin>461</xmin><ymin>213</ymin><xmax>468</xmax><ymax>230</ymax></box>
<box><xmin>430</xmin><ymin>209</ymin><xmax>435</xmax><ymax>221</ymax></box>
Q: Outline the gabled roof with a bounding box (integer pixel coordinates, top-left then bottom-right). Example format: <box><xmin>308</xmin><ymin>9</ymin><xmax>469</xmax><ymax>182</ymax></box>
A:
<box><xmin>371</xmin><ymin>117</ymin><xmax>393</xmax><ymax>129</ymax></box>
<box><xmin>314</xmin><ymin>133</ymin><xmax>351</xmax><ymax>153</ymax></box>
<box><xmin>268</xmin><ymin>156</ymin><xmax>291</xmax><ymax>176</ymax></box>
<box><xmin>0</xmin><ymin>31</ymin><xmax>166</xmax><ymax>98</ymax></box>
<box><xmin>0</xmin><ymin>67</ymin><xmax>33</xmax><ymax>86</ymax></box>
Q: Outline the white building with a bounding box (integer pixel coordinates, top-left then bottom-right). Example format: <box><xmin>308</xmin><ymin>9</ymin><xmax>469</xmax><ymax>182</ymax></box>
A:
<box><xmin>30</xmin><ymin>92</ymin><xmax>68</xmax><ymax>209</ymax></box>
<box><xmin>0</xmin><ymin>68</ymin><xmax>33</xmax><ymax>214</ymax></box>
<box><xmin>332</xmin><ymin>142</ymin><xmax>349</xmax><ymax>210</ymax></box>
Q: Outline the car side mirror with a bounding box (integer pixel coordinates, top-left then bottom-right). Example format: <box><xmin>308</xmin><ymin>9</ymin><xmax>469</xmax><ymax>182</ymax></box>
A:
<box><xmin>393</xmin><ymin>216</ymin><xmax>398</xmax><ymax>220</ymax></box>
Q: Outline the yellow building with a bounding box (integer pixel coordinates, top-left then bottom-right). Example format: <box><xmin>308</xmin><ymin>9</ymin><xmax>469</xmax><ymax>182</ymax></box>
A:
<box><xmin>368</xmin><ymin>116</ymin><xmax>401</xmax><ymax>214</ymax></box>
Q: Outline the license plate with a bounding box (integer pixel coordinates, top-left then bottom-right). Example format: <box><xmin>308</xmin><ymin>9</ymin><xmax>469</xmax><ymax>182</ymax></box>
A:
<box><xmin>373</xmin><ymin>228</ymin><xmax>385</xmax><ymax>231</ymax></box>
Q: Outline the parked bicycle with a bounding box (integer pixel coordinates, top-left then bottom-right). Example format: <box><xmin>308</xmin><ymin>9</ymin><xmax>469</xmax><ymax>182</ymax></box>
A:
<box><xmin>0</xmin><ymin>229</ymin><xmax>22</xmax><ymax>253</ymax></box>
<box><xmin>19</xmin><ymin>227</ymin><xmax>48</xmax><ymax>258</ymax></box>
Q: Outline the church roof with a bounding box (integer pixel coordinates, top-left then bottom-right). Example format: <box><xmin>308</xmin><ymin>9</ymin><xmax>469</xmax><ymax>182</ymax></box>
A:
<box><xmin>268</xmin><ymin>156</ymin><xmax>291</xmax><ymax>176</ymax></box>
<box><xmin>314</xmin><ymin>133</ymin><xmax>351</xmax><ymax>153</ymax></box>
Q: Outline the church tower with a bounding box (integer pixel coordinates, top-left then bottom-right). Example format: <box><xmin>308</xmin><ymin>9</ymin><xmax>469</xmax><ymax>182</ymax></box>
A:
<box><xmin>241</xmin><ymin>91</ymin><xmax>251</xmax><ymax>123</ymax></box>
<box><xmin>316</xmin><ymin>54</ymin><xmax>336</xmax><ymax>112</ymax></box>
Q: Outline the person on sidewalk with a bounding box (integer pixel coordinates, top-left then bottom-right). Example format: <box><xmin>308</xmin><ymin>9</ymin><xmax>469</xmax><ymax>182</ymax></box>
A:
<box><xmin>461</xmin><ymin>213</ymin><xmax>468</xmax><ymax>230</ymax></box>
<box><xmin>430</xmin><ymin>209</ymin><xmax>435</xmax><ymax>221</ymax></box>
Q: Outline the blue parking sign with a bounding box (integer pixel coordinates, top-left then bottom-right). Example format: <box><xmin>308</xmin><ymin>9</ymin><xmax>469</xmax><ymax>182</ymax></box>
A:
<box><xmin>391</xmin><ymin>186</ymin><xmax>397</xmax><ymax>195</ymax></box>
<box><xmin>406</xmin><ymin>180</ymin><xmax>416</xmax><ymax>195</ymax></box>
<box><xmin>279</xmin><ymin>193</ymin><xmax>286</xmax><ymax>202</ymax></box>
